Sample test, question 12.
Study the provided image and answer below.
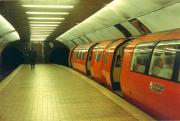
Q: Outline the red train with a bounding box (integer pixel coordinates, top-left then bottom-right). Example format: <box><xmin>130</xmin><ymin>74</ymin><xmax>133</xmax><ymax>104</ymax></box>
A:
<box><xmin>68</xmin><ymin>29</ymin><xmax>180</xmax><ymax>120</ymax></box>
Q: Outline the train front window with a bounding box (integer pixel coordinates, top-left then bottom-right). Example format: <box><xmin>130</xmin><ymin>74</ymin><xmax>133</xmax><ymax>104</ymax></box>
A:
<box><xmin>149</xmin><ymin>40</ymin><xmax>180</xmax><ymax>80</ymax></box>
<box><xmin>76</xmin><ymin>51</ymin><xmax>79</xmax><ymax>59</ymax></box>
<box><xmin>95</xmin><ymin>48</ymin><xmax>101</xmax><ymax>62</ymax></box>
<box><xmin>80</xmin><ymin>51</ymin><xmax>84</xmax><ymax>60</ymax></box>
<box><xmin>179</xmin><ymin>67</ymin><xmax>180</xmax><ymax>82</ymax></box>
<box><xmin>131</xmin><ymin>42</ymin><xmax>156</xmax><ymax>74</ymax></box>
<box><xmin>104</xmin><ymin>51</ymin><xmax>108</xmax><ymax>64</ymax></box>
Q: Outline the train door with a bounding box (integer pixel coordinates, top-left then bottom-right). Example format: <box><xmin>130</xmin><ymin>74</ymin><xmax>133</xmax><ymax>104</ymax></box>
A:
<box><xmin>111</xmin><ymin>43</ymin><xmax>129</xmax><ymax>93</ymax></box>
<box><xmin>69</xmin><ymin>47</ymin><xmax>76</xmax><ymax>67</ymax></box>
<box><xmin>86</xmin><ymin>45</ymin><xmax>96</xmax><ymax>76</ymax></box>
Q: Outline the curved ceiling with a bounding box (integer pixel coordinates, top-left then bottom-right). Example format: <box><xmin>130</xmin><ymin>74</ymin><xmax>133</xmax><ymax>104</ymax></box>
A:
<box><xmin>0</xmin><ymin>1</ymin><xmax>30</xmax><ymax>41</ymax></box>
<box><xmin>0</xmin><ymin>0</ymin><xmax>180</xmax><ymax>48</ymax></box>
<box><xmin>0</xmin><ymin>14</ymin><xmax>20</xmax><ymax>52</ymax></box>
<box><xmin>57</xmin><ymin>0</ymin><xmax>180</xmax><ymax>48</ymax></box>
<box><xmin>0</xmin><ymin>0</ymin><xmax>112</xmax><ymax>43</ymax></box>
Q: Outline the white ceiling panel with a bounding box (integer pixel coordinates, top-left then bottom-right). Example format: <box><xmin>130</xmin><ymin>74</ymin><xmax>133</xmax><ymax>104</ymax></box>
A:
<box><xmin>0</xmin><ymin>14</ymin><xmax>15</xmax><ymax>36</ymax></box>
<box><xmin>3</xmin><ymin>31</ymin><xmax>20</xmax><ymax>42</ymax></box>
<box><xmin>138</xmin><ymin>2</ymin><xmax>180</xmax><ymax>33</ymax></box>
<box><xmin>57</xmin><ymin>0</ymin><xmax>179</xmax><ymax>48</ymax></box>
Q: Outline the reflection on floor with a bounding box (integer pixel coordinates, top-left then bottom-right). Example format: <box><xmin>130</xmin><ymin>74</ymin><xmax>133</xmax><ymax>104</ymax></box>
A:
<box><xmin>0</xmin><ymin>64</ymin><xmax>154</xmax><ymax>121</ymax></box>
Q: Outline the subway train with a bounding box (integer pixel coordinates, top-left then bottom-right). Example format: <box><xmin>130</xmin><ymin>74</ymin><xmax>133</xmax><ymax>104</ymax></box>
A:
<box><xmin>68</xmin><ymin>28</ymin><xmax>180</xmax><ymax>120</ymax></box>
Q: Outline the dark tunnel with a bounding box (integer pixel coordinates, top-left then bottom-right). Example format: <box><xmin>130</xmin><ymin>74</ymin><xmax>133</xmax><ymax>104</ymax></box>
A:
<box><xmin>49</xmin><ymin>47</ymin><xmax>69</xmax><ymax>66</ymax></box>
<box><xmin>1</xmin><ymin>47</ymin><xmax>25</xmax><ymax>70</ymax></box>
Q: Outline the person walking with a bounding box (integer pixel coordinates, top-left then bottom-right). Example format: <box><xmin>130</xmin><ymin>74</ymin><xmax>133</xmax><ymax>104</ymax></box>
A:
<box><xmin>29</xmin><ymin>49</ymin><xmax>37</xmax><ymax>69</ymax></box>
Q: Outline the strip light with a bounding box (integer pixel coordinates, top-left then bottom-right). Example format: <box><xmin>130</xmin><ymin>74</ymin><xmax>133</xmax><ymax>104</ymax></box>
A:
<box><xmin>31</xmin><ymin>32</ymin><xmax>52</xmax><ymax>34</ymax></box>
<box><xmin>30</xmin><ymin>30</ymin><xmax>55</xmax><ymax>33</ymax></box>
<box><xmin>30</xmin><ymin>29</ymin><xmax>55</xmax><ymax>31</ymax></box>
<box><xmin>26</xmin><ymin>12</ymin><xmax>69</xmax><ymax>15</ymax></box>
<box><xmin>31</xmin><ymin>39</ymin><xmax>46</xmax><ymax>41</ymax></box>
<box><xmin>22</xmin><ymin>5</ymin><xmax>74</xmax><ymax>9</ymax></box>
<box><xmin>28</xmin><ymin>17</ymin><xmax>65</xmax><ymax>20</ymax></box>
<box><xmin>30</xmin><ymin>37</ymin><xmax>47</xmax><ymax>39</ymax></box>
<box><xmin>30</xmin><ymin>24</ymin><xmax>59</xmax><ymax>27</ymax></box>
<box><xmin>31</xmin><ymin>36</ymin><xmax>48</xmax><ymax>39</ymax></box>
<box><xmin>31</xmin><ymin>34</ymin><xmax>49</xmax><ymax>36</ymax></box>
<box><xmin>29</xmin><ymin>21</ymin><xmax>62</xmax><ymax>24</ymax></box>
<box><xmin>30</xmin><ymin>26</ymin><xmax>57</xmax><ymax>29</ymax></box>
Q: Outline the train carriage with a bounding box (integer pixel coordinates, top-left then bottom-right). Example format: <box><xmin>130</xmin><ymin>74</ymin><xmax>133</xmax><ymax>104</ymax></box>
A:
<box><xmin>101</xmin><ymin>39</ymin><xmax>128</xmax><ymax>91</ymax></box>
<box><xmin>71</xmin><ymin>43</ymin><xmax>97</xmax><ymax>75</ymax></box>
<box><xmin>90</xmin><ymin>40</ymin><xmax>114</xmax><ymax>85</ymax></box>
<box><xmin>68</xmin><ymin>47</ymin><xmax>76</xmax><ymax>67</ymax></box>
<box><xmin>120</xmin><ymin>29</ymin><xmax>180</xmax><ymax>120</ymax></box>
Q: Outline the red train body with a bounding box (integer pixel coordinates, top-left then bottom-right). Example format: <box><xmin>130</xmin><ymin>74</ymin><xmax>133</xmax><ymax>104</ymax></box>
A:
<box><xmin>68</xmin><ymin>47</ymin><xmax>76</xmax><ymax>67</ymax></box>
<box><xmin>101</xmin><ymin>39</ymin><xmax>125</xmax><ymax>90</ymax></box>
<box><xmin>121</xmin><ymin>29</ymin><xmax>180</xmax><ymax>120</ymax></box>
<box><xmin>71</xmin><ymin>43</ymin><xmax>97</xmax><ymax>75</ymax></box>
<box><xmin>90</xmin><ymin>40</ymin><xmax>114</xmax><ymax>85</ymax></box>
<box><xmin>69</xmin><ymin>29</ymin><xmax>180</xmax><ymax>120</ymax></box>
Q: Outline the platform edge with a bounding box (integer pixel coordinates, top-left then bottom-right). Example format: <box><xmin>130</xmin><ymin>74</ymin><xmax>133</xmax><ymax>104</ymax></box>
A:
<box><xmin>0</xmin><ymin>65</ymin><xmax>23</xmax><ymax>92</ymax></box>
<box><xmin>56</xmin><ymin>65</ymin><xmax>155</xmax><ymax>121</ymax></box>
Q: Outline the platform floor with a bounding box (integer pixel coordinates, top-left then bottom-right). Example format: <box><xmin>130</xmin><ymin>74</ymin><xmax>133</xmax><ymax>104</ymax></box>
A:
<box><xmin>0</xmin><ymin>65</ymin><xmax>154</xmax><ymax>121</ymax></box>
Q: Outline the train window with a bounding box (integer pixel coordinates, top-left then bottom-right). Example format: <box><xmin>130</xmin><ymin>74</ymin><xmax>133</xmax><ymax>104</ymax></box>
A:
<box><xmin>131</xmin><ymin>42</ymin><xmax>156</xmax><ymax>73</ymax></box>
<box><xmin>81</xmin><ymin>51</ymin><xmax>85</xmax><ymax>60</ymax></box>
<box><xmin>149</xmin><ymin>40</ymin><xmax>180</xmax><ymax>80</ymax></box>
<box><xmin>79</xmin><ymin>51</ymin><xmax>82</xmax><ymax>60</ymax></box>
<box><xmin>95</xmin><ymin>50</ymin><xmax>101</xmax><ymax>62</ymax></box>
<box><xmin>81</xmin><ymin>51</ymin><xmax>83</xmax><ymax>60</ymax></box>
<box><xmin>78</xmin><ymin>51</ymin><xmax>81</xmax><ymax>59</ymax></box>
<box><xmin>76</xmin><ymin>51</ymin><xmax>79</xmax><ymax>59</ymax></box>
<box><xmin>115</xmin><ymin>55</ymin><xmax>121</xmax><ymax>67</ymax></box>
<box><xmin>178</xmin><ymin>67</ymin><xmax>180</xmax><ymax>82</ymax></box>
<box><xmin>104</xmin><ymin>51</ymin><xmax>108</xmax><ymax>64</ymax></box>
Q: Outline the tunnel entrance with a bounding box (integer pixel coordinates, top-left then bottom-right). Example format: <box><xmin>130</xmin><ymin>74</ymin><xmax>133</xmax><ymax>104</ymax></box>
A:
<box><xmin>1</xmin><ymin>47</ymin><xmax>25</xmax><ymax>70</ymax></box>
<box><xmin>49</xmin><ymin>47</ymin><xmax>69</xmax><ymax>66</ymax></box>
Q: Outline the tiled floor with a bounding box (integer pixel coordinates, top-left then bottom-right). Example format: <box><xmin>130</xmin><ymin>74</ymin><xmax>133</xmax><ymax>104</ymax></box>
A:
<box><xmin>0</xmin><ymin>65</ymin><xmax>154</xmax><ymax>121</ymax></box>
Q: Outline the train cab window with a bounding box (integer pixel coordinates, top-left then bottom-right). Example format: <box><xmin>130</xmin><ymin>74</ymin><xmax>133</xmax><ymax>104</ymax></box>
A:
<box><xmin>115</xmin><ymin>55</ymin><xmax>121</xmax><ymax>67</ymax></box>
<box><xmin>81</xmin><ymin>51</ymin><xmax>85</xmax><ymax>60</ymax></box>
<box><xmin>78</xmin><ymin>51</ymin><xmax>81</xmax><ymax>59</ymax></box>
<box><xmin>131</xmin><ymin>42</ymin><xmax>156</xmax><ymax>73</ymax></box>
<box><xmin>149</xmin><ymin>40</ymin><xmax>180</xmax><ymax>80</ymax></box>
<box><xmin>178</xmin><ymin>67</ymin><xmax>180</xmax><ymax>82</ymax></box>
<box><xmin>95</xmin><ymin>50</ymin><xmax>101</xmax><ymax>62</ymax></box>
<box><xmin>104</xmin><ymin>51</ymin><xmax>108</xmax><ymax>64</ymax></box>
<box><xmin>79</xmin><ymin>51</ymin><xmax>82</xmax><ymax>60</ymax></box>
<box><xmin>76</xmin><ymin>51</ymin><xmax>79</xmax><ymax>59</ymax></box>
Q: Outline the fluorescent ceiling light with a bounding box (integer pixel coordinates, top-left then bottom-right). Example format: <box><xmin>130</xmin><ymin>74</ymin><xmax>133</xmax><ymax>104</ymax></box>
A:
<box><xmin>22</xmin><ymin>5</ymin><xmax>74</xmax><ymax>9</ymax></box>
<box><xmin>26</xmin><ymin>12</ymin><xmax>69</xmax><ymax>15</ymax></box>
<box><xmin>30</xmin><ymin>29</ymin><xmax>55</xmax><ymax>31</ymax></box>
<box><xmin>31</xmin><ymin>39</ymin><xmax>46</xmax><ymax>41</ymax></box>
<box><xmin>31</xmin><ymin>34</ymin><xmax>49</xmax><ymax>37</ymax></box>
<box><xmin>31</xmin><ymin>32</ymin><xmax>52</xmax><ymax>34</ymax></box>
<box><xmin>31</xmin><ymin>37</ymin><xmax>48</xmax><ymax>39</ymax></box>
<box><xmin>31</xmin><ymin>36</ymin><xmax>49</xmax><ymax>38</ymax></box>
<box><xmin>30</xmin><ymin>33</ymin><xmax>53</xmax><ymax>35</ymax></box>
<box><xmin>30</xmin><ymin>31</ymin><xmax>54</xmax><ymax>33</ymax></box>
<box><xmin>30</xmin><ymin>24</ymin><xmax>59</xmax><ymax>27</ymax></box>
<box><xmin>30</xmin><ymin>38</ymin><xmax>47</xmax><ymax>40</ymax></box>
<box><xmin>30</xmin><ymin>26</ymin><xmax>56</xmax><ymax>29</ymax></box>
<box><xmin>29</xmin><ymin>21</ymin><xmax>62</xmax><ymax>24</ymax></box>
<box><xmin>28</xmin><ymin>17</ymin><xmax>65</xmax><ymax>20</ymax></box>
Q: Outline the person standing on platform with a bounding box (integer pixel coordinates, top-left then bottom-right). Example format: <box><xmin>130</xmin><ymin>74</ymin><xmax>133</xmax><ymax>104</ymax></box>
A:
<box><xmin>29</xmin><ymin>49</ymin><xmax>37</xmax><ymax>69</ymax></box>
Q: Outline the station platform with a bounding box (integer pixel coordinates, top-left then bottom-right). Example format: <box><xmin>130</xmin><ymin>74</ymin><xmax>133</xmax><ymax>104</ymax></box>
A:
<box><xmin>0</xmin><ymin>64</ymin><xmax>154</xmax><ymax>121</ymax></box>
